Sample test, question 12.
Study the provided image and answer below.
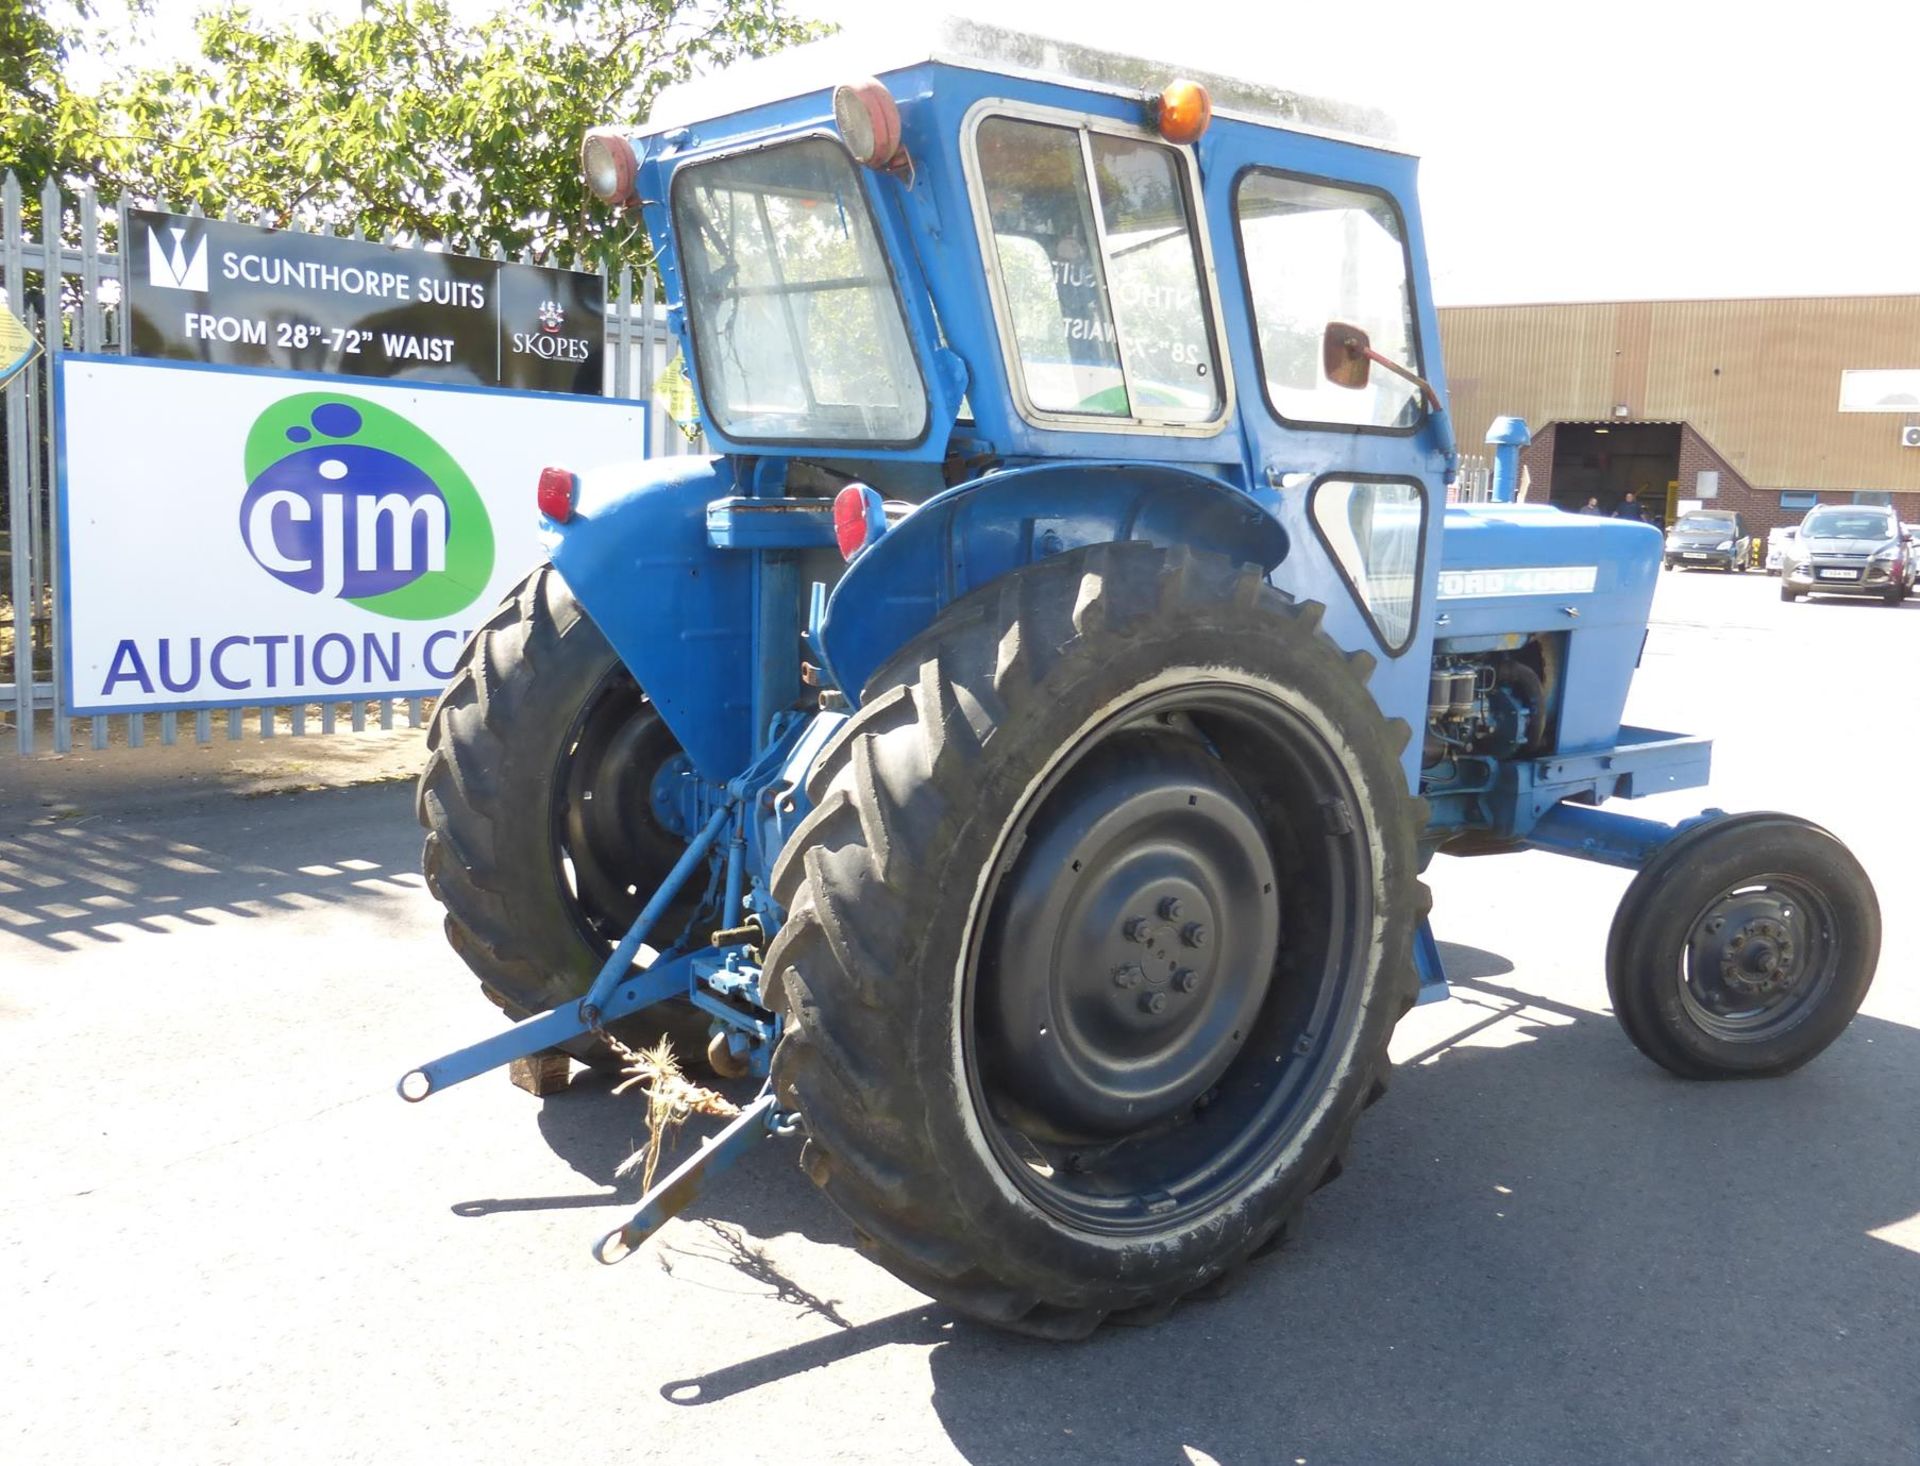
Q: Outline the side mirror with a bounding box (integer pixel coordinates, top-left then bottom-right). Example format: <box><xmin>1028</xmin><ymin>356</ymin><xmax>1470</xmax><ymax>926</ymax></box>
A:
<box><xmin>1323</xmin><ymin>322</ymin><xmax>1373</xmax><ymax>390</ymax></box>
<box><xmin>1322</xmin><ymin>320</ymin><xmax>1443</xmax><ymax>409</ymax></box>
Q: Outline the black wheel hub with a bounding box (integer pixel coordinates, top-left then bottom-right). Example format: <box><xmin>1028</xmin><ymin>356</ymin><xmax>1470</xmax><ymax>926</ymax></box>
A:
<box><xmin>979</xmin><ymin>731</ymin><xmax>1279</xmax><ymax>1142</ymax></box>
<box><xmin>554</xmin><ymin>670</ymin><xmax>689</xmax><ymax>948</ymax></box>
<box><xmin>1683</xmin><ymin>884</ymin><xmax>1830</xmax><ymax>1033</ymax></box>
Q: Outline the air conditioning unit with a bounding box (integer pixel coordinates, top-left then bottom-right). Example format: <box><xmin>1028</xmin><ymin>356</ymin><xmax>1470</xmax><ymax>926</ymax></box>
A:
<box><xmin>1903</xmin><ymin>425</ymin><xmax>1920</xmax><ymax>449</ymax></box>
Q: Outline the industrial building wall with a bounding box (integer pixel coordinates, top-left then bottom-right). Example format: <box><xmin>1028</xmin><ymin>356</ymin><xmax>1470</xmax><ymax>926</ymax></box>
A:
<box><xmin>1439</xmin><ymin>296</ymin><xmax>1920</xmax><ymax>502</ymax></box>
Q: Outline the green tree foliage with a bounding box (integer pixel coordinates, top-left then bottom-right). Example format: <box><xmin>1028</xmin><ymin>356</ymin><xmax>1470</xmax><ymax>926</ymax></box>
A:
<box><xmin>2</xmin><ymin>0</ymin><xmax>110</xmax><ymax>210</ymax></box>
<box><xmin>30</xmin><ymin>0</ymin><xmax>820</xmax><ymax>272</ymax></box>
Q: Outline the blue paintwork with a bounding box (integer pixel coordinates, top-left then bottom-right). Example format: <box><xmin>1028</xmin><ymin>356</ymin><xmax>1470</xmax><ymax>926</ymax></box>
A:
<box><xmin>1525</xmin><ymin>801</ymin><xmax>1721</xmax><ymax>870</ymax></box>
<box><xmin>821</xmin><ymin>460</ymin><xmax>1287</xmax><ymax>696</ymax></box>
<box><xmin>1485</xmin><ymin>416</ymin><xmax>1531</xmax><ymax>503</ymax></box>
<box><xmin>399</xmin><ymin>951</ymin><xmax>696</xmax><ymax>1100</ymax></box>
<box><xmin>1413</xmin><ymin>918</ymin><xmax>1450</xmax><ymax>1004</ymax></box>
<box><xmin>546</xmin><ymin>455</ymin><xmax>754</xmax><ymax>780</ymax></box>
<box><xmin>1435</xmin><ymin>504</ymin><xmax>1662</xmax><ymax>753</ymax></box>
<box><xmin>705</xmin><ymin>497</ymin><xmax>838</xmax><ymax>551</ymax></box>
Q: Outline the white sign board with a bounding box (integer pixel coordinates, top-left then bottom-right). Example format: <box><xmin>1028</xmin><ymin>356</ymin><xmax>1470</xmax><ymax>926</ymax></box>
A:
<box><xmin>57</xmin><ymin>355</ymin><xmax>648</xmax><ymax>713</ymax></box>
<box><xmin>1839</xmin><ymin>368</ymin><xmax>1920</xmax><ymax>413</ymax></box>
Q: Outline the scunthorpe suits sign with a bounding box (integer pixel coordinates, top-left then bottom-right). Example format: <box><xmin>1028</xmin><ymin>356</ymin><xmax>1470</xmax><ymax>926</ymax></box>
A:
<box><xmin>57</xmin><ymin>355</ymin><xmax>647</xmax><ymax>713</ymax></box>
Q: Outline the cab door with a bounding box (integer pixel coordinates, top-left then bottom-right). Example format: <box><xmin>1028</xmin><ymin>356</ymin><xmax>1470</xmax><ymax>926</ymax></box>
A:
<box><xmin>1195</xmin><ymin>121</ymin><xmax>1454</xmax><ymax>788</ymax></box>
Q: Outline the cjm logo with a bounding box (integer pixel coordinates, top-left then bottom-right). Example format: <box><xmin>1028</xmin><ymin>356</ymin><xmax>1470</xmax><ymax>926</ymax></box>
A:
<box><xmin>146</xmin><ymin>224</ymin><xmax>209</xmax><ymax>292</ymax></box>
<box><xmin>238</xmin><ymin>395</ymin><xmax>493</xmax><ymax>621</ymax></box>
<box><xmin>245</xmin><ymin>480</ymin><xmax>448</xmax><ymax>600</ymax></box>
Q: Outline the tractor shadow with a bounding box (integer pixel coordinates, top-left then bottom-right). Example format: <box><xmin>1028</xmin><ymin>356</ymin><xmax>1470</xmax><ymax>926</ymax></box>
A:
<box><xmin>653</xmin><ymin>941</ymin><xmax>1920</xmax><ymax>1465</ymax></box>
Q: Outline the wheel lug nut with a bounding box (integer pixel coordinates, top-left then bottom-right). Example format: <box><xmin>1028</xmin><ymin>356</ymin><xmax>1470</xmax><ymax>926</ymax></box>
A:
<box><xmin>1182</xmin><ymin>922</ymin><xmax>1210</xmax><ymax>949</ymax></box>
<box><xmin>1160</xmin><ymin>897</ymin><xmax>1185</xmax><ymax>921</ymax></box>
<box><xmin>1140</xmin><ymin>991</ymin><xmax>1168</xmax><ymax>1015</ymax></box>
<box><xmin>1124</xmin><ymin>917</ymin><xmax>1154</xmax><ymax>943</ymax></box>
<box><xmin>1174</xmin><ymin>968</ymin><xmax>1199</xmax><ymax>993</ymax></box>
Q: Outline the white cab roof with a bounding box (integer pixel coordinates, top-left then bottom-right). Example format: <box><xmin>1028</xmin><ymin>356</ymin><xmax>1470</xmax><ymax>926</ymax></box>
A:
<box><xmin>640</xmin><ymin>17</ymin><xmax>1404</xmax><ymax>152</ymax></box>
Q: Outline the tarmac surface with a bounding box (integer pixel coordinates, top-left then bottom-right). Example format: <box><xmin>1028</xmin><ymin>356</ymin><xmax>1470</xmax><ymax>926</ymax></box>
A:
<box><xmin>3</xmin><ymin>566</ymin><xmax>1917</xmax><ymax>1465</ymax></box>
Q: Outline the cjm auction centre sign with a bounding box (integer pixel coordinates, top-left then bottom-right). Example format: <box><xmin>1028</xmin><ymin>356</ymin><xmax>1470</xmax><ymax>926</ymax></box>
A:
<box><xmin>56</xmin><ymin>355</ymin><xmax>647</xmax><ymax>713</ymax></box>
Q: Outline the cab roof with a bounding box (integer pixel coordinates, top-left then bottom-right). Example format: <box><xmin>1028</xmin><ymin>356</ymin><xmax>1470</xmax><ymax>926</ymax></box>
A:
<box><xmin>640</xmin><ymin>17</ymin><xmax>1404</xmax><ymax>152</ymax></box>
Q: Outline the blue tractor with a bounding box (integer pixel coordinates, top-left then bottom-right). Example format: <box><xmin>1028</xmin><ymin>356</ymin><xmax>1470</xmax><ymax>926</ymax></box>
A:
<box><xmin>404</xmin><ymin>25</ymin><xmax>1880</xmax><ymax>1338</ymax></box>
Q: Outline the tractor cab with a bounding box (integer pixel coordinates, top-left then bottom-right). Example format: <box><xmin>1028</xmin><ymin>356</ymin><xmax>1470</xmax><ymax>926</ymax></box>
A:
<box><xmin>577</xmin><ymin>20</ymin><xmax>1455</xmax><ymax>772</ymax></box>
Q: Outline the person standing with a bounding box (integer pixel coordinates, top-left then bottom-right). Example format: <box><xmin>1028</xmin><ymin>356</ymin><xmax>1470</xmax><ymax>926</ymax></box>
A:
<box><xmin>1613</xmin><ymin>491</ymin><xmax>1646</xmax><ymax>523</ymax></box>
<box><xmin>1580</xmin><ymin>496</ymin><xmax>1604</xmax><ymax>514</ymax></box>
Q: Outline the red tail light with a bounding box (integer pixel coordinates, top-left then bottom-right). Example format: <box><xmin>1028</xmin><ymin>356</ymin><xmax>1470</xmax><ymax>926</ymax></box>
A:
<box><xmin>538</xmin><ymin>466</ymin><xmax>576</xmax><ymax>523</ymax></box>
<box><xmin>833</xmin><ymin>483</ymin><xmax>886</xmax><ymax>561</ymax></box>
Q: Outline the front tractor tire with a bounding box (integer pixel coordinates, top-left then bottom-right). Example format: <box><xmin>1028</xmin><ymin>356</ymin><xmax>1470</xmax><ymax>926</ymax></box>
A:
<box><xmin>416</xmin><ymin>565</ymin><xmax>711</xmax><ymax>1065</ymax></box>
<box><xmin>1606</xmin><ymin>812</ymin><xmax>1879</xmax><ymax>1079</ymax></box>
<box><xmin>761</xmin><ymin>544</ymin><xmax>1425</xmax><ymax>1337</ymax></box>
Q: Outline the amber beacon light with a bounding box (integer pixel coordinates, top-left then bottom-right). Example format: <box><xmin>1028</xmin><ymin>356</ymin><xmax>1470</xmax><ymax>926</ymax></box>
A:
<box><xmin>1154</xmin><ymin>79</ymin><xmax>1212</xmax><ymax>144</ymax></box>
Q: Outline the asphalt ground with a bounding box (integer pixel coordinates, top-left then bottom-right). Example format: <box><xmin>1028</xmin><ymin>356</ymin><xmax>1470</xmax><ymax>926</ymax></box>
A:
<box><xmin>3</xmin><ymin>565</ymin><xmax>1916</xmax><ymax>1465</ymax></box>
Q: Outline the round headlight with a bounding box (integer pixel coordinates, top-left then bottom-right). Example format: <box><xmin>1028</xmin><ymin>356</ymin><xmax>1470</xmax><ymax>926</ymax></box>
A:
<box><xmin>833</xmin><ymin>78</ymin><xmax>902</xmax><ymax>170</ymax></box>
<box><xmin>581</xmin><ymin>128</ymin><xmax>638</xmax><ymax>205</ymax></box>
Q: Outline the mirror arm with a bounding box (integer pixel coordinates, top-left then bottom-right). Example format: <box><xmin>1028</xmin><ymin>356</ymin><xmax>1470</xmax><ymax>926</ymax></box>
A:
<box><xmin>1357</xmin><ymin>343</ymin><xmax>1443</xmax><ymax>411</ymax></box>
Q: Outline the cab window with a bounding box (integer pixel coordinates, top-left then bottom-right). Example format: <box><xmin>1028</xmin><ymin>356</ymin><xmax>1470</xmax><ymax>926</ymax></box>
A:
<box><xmin>973</xmin><ymin>114</ymin><xmax>1223</xmax><ymax>428</ymax></box>
<box><xmin>1237</xmin><ymin>171</ymin><xmax>1422</xmax><ymax>431</ymax></box>
<box><xmin>1311</xmin><ymin>477</ymin><xmax>1425</xmax><ymax>652</ymax></box>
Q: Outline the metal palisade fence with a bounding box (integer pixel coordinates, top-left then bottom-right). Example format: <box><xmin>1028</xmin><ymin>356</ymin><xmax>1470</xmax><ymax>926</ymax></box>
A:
<box><xmin>1</xmin><ymin>175</ymin><xmax>686</xmax><ymax>757</ymax></box>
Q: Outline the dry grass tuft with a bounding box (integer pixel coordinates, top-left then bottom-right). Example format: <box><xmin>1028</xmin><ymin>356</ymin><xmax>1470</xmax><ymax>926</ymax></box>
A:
<box><xmin>610</xmin><ymin>1036</ymin><xmax>740</xmax><ymax>1193</ymax></box>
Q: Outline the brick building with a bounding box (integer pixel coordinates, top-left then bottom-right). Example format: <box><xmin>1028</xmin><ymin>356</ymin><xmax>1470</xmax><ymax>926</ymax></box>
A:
<box><xmin>1439</xmin><ymin>296</ymin><xmax>1920</xmax><ymax>534</ymax></box>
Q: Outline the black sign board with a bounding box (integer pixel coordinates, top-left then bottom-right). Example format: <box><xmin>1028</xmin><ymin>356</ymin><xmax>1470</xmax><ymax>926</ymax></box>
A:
<box><xmin>126</xmin><ymin>209</ymin><xmax>605</xmax><ymax>396</ymax></box>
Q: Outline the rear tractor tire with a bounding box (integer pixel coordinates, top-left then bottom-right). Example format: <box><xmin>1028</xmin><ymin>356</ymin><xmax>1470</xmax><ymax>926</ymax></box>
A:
<box><xmin>1605</xmin><ymin>812</ymin><xmax>1879</xmax><ymax>1079</ymax></box>
<box><xmin>761</xmin><ymin>543</ymin><xmax>1425</xmax><ymax>1337</ymax></box>
<box><xmin>416</xmin><ymin>565</ymin><xmax>712</xmax><ymax>1068</ymax></box>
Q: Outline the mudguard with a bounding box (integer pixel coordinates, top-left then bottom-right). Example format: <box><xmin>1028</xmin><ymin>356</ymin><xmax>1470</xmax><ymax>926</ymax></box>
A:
<box><xmin>820</xmin><ymin>462</ymin><xmax>1288</xmax><ymax>698</ymax></box>
<box><xmin>544</xmin><ymin>455</ymin><xmax>754</xmax><ymax>782</ymax></box>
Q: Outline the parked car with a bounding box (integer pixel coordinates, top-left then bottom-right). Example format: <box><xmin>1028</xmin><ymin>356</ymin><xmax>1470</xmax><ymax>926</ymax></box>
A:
<box><xmin>1663</xmin><ymin>509</ymin><xmax>1754</xmax><ymax>572</ymax></box>
<box><xmin>1765</xmin><ymin>524</ymin><xmax>1798</xmax><ymax>574</ymax></box>
<box><xmin>1780</xmin><ymin>505</ymin><xmax>1912</xmax><ymax>603</ymax></box>
<box><xmin>1904</xmin><ymin>525</ymin><xmax>1920</xmax><ymax>586</ymax></box>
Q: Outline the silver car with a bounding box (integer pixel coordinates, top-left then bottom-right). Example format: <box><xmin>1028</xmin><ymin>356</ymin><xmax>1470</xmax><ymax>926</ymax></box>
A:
<box><xmin>1780</xmin><ymin>505</ymin><xmax>1912</xmax><ymax>604</ymax></box>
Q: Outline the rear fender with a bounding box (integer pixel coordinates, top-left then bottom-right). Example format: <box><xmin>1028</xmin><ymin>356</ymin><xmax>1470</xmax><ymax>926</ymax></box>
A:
<box><xmin>544</xmin><ymin>455</ymin><xmax>754</xmax><ymax>781</ymax></box>
<box><xmin>820</xmin><ymin>463</ymin><xmax>1286</xmax><ymax>698</ymax></box>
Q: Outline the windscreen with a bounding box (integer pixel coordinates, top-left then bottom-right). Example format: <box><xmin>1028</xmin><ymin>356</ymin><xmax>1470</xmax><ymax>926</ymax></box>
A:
<box><xmin>1802</xmin><ymin>509</ymin><xmax>1894</xmax><ymax>540</ymax></box>
<box><xmin>672</xmin><ymin>138</ymin><xmax>927</xmax><ymax>444</ymax></box>
<box><xmin>1675</xmin><ymin>514</ymin><xmax>1733</xmax><ymax>532</ymax></box>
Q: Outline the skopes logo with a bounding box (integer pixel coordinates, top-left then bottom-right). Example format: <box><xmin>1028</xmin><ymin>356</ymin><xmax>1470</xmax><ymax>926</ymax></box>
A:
<box><xmin>238</xmin><ymin>392</ymin><xmax>495</xmax><ymax>620</ymax></box>
<box><xmin>513</xmin><ymin>299</ymin><xmax>592</xmax><ymax>363</ymax></box>
<box><xmin>146</xmin><ymin>223</ymin><xmax>209</xmax><ymax>292</ymax></box>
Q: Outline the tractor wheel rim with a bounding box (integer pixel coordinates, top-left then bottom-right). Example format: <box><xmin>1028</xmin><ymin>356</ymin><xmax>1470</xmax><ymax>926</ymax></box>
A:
<box><xmin>552</xmin><ymin>667</ymin><xmax>682</xmax><ymax>950</ymax></box>
<box><xmin>963</xmin><ymin>681</ymin><xmax>1374</xmax><ymax>1236</ymax></box>
<box><xmin>977</xmin><ymin>729</ymin><xmax>1279</xmax><ymax>1140</ymax></box>
<box><xmin>1680</xmin><ymin>876</ymin><xmax>1838</xmax><ymax>1040</ymax></box>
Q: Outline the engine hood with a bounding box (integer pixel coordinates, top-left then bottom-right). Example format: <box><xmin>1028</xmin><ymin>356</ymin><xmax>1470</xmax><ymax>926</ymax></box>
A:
<box><xmin>1803</xmin><ymin>535</ymin><xmax>1892</xmax><ymax>555</ymax></box>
